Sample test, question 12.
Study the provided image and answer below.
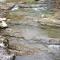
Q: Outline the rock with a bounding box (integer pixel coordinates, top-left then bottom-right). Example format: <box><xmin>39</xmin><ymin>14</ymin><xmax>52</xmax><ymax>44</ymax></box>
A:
<box><xmin>0</xmin><ymin>36</ymin><xmax>15</xmax><ymax>60</ymax></box>
<box><xmin>0</xmin><ymin>53</ymin><xmax>15</xmax><ymax>60</ymax></box>
<box><xmin>0</xmin><ymin>3</ymin><xmax>15</xmax><ymax>10</ymax></box>
<box><xmin>4</xmin><ymin>25</ymin><xmax>60</xmax><ymax>55</ymax></box>
<box><xmin>11</xmin><ymin>4</ymin><xmax>19</xmax><ymax>11</ymax></box>
<box><xmin>0</xmin><ymin>18</ymin><xmax>8</xmax><ymax>28</ymax></box>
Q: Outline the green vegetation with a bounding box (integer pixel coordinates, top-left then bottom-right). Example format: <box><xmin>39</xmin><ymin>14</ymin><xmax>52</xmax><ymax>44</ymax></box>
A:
<box><xmin>6</xmin><ymin>0</ymin><xmax>35</xmax><ymax>3</ymax></box>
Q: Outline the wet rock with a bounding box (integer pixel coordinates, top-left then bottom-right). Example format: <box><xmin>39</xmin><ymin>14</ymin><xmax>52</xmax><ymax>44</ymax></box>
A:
<box><xmin>4</xmin><ymin>25</ymin><xmax>60</xmax><ymax>56</ymax></box>
<box><xmin>0</xmin><ymin>36</ymin><xmax>15</xmax><ymax>60</ymax></box>
<box><xmin>0</xmin><ymin>1</ymin><xmax>60</xmax><ymax>57</ymax></box>
<box><xmin>0</xmin><ymin>18</ymin><xmax>8</xmax><ymax>28</ymax></box>
<box><xmin>2</xmin><ymin>18</ymin><xmax>59</xmax><ymax>56</ymax></box>
<box><xmin>32</xmin><ymin>38</ymin><xmax>60</xmax><ymax>45</ymax></box>
<box><xmin>0</xmin><ymin>3</ymin><xmax>15</xmax><ymax>10</ymax></box>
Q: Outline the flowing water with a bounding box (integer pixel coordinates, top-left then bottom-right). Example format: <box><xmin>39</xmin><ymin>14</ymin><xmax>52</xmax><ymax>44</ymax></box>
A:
<box><xmin>7</xmin><ymin>8</ymin><xmax>60</xmax><ymax>60</ymax></box>
<box><xmin>0</xmin><ymin>0</ymin><xmax>60</xmax><ymax>60</ymax></box>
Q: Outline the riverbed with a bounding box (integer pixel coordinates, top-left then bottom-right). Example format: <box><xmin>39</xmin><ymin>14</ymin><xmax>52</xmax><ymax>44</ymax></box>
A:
<box><xmin>0</xmin><ymin>0</ymin><xmax>60</xmax><ymax>60</ymax></box>
<box><xmin>6</xmin><ymin>8</ymin><xmax>60</xmax><ymax>60</ymax></box>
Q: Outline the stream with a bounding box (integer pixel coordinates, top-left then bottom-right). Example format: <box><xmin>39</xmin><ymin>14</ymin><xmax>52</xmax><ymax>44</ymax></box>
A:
<box><xmin>0</xmin><ymin>0</ymin><xmax>60</xmax><ymax>60</ymax></box>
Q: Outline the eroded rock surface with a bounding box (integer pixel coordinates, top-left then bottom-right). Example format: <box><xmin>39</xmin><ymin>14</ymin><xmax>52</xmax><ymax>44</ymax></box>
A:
<box><xmin>0</xmin><ymin>36</ymin><xmax>15</xmax><ymax>60</ymax></box>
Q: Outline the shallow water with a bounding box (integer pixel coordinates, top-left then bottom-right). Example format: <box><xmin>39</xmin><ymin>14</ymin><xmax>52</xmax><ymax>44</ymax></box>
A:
<box><xmin>7</xmin><ymin>5</ymin><xmax>60</xmax><ymax>60</ymax></box>
<box><xmin>8</xmin><ymin>7</ymin><xmax>60</xmax><ymax>39</ymax></box>
<box><xmin>0</xmin><ymin>0</ymin><xmax>60</xmax><ymax>60</ymax></box>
